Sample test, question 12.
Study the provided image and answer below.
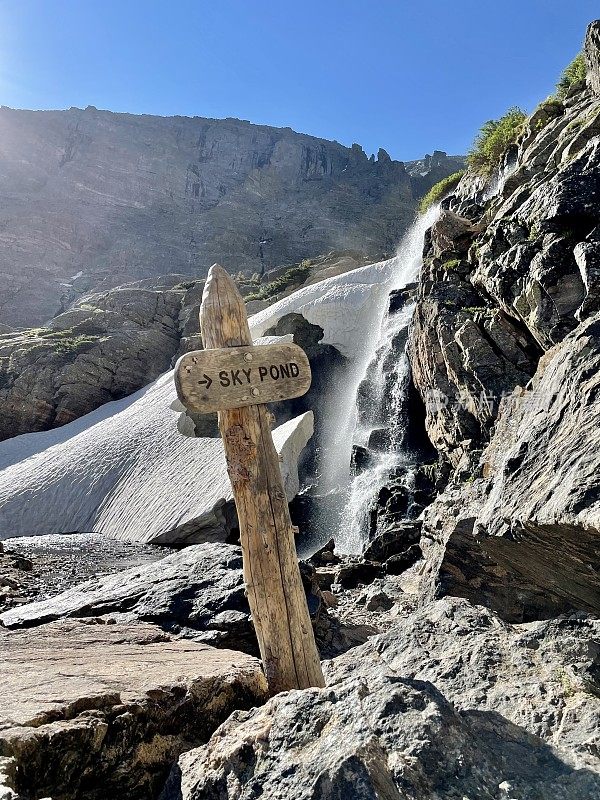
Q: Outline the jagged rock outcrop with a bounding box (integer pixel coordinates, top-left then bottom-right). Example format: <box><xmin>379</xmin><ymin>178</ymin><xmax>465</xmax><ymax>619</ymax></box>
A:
<box><xmin>408</xmin><ymin>21</ymin><xmax>600</xmax><ymax>621</ymax></box>
<box><xmin>406</xmin><ymin>150</ymin><xmax>466</xmax><ymax>196</ymax></box>
<box><xmin>165</xmin><ymin>598</ymin><xmax>600</xmax><ymax>799</ymax></box>
<box><xmin>0</xmin><ymin>619</ymin><xmax>267</xmax><ymax>800</ymax></box>
<box><xmin>0</xmin><ymin>283</ymin><xmax>190</xmax><ymax>440</ymax></box>
<box><xmin>418</xmin><ymin>311</ymin><xmax>600</xmax><ymax>620</ymax></box>
<box><xmin>410</xmin><ymin>41</ymin><xmax>600</xmax><ymax>466</ymax></box>
<box><xmin>0</xmin><ymin>106</ymin><xmax>463</xmax><ymax>328</ymax></box>
<box><xmin>410</xmin><ymin>251</ymin><xmax>538</xmax><ymax>464</ymax></box>
<box><xmin>585</xmin><ymin>20</ymin><xmax>600</xmax><ymax>95</ymax></box>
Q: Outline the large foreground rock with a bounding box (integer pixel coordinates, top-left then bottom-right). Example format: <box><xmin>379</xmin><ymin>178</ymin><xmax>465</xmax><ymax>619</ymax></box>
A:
<box><xmin>0</xmin><ymin>371</ymin><xmax>313</xmax><ymax>543</ymax></box>
<box><xmin>0</xmin><ymin>619</ymin><xmax>267</xmax><ymax>800</ymax></box>
<box><xmin>169</xmin><ymin>598</ymin><xmax>600</xmax><ymax>800</ymax></box>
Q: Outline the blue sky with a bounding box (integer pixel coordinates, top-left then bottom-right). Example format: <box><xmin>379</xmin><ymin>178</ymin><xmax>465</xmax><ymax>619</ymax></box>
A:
<box><xmin>0</xmin><ymin>0</ymin><xmax>597</xmax><ymax>160</ymax></box>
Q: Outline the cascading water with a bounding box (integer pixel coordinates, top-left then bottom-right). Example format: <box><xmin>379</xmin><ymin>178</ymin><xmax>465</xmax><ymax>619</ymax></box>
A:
<box><xmin>483</xmin><ymin>153</ymin><xmax>519</xmax><ymax>201</ymax></box>
<box><xmin>339</xmin><ymin>299</ymin><xmax>418</xmax><ymax>553</ymax></box>
<box><xmin>319</xmin><ymin>204</ymin><xmax>441</xmax><ymax>554</ymax></box>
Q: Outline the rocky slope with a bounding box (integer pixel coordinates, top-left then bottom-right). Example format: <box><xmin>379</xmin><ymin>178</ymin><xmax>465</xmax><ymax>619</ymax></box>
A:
<box><xmin>168</xmin><ymin>599</ymin><xmax>600</xmax><ymax>799</ymax></box>
<box><xmin>407</xmin><ymin>21</ymin><xmax>600</xmax><ymax>622</ymax></box>
<box><xmin>0</xmin><ymin>105</ymin><xmax>462</xmax><ymax>328</ymax></box>
<box><xmin>0</xmin><ymin>280</ymin><xmax>192</xmax><ymax>439</ymax></box>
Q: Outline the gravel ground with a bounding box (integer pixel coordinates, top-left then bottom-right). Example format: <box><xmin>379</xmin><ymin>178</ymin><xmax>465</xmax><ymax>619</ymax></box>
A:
<box><xmin>0</xmin><ymin>533</ymin><xmax>170</xmax><ymax>613</ymax></box>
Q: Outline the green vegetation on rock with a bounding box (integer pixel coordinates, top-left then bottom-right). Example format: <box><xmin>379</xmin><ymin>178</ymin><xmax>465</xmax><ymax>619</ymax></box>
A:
<box><xmin>556</xmin><ymin>52</ymin><xmax>587</xmax><ymax>99</ymax></box>
<box><xmin>419</xmin><ymin>171</ymin><xmax>465</xmax><ymax>214</ymax></box>
<box><xmin>441</xmin><ymin>258</ymin><xmax>461</xmax><ymax>272</ymax></box>
<box><xmin>244</xmin><ymin>261</ymin><xmax>312</xmax><ymax>302</ymax></box>
<box><xmin>23</xmin><ymin>327</ymin><xmax>106</xmax><ymax>356</ymax></box>
<box><xmin>467</xmin><ymin>107</ymin><xmax>526</xmax><ymax>177</ymax></box>
<box><xmin>536</xmin><ymin>98</ymin><xmax>564</xmax><ymax>117</ymax></box>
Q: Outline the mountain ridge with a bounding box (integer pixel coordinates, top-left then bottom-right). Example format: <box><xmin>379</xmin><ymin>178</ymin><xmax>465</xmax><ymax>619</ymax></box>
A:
<box><xmin>0</xmin><ymin>105</ymin><xmax>463</xmax><ymax>327</ymax></box>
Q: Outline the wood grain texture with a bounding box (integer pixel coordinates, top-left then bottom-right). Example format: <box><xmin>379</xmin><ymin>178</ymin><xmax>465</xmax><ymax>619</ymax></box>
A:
<box><xmin>198</xmin><ymin>264</ymin><xmax>324</xmax><ymax>693</ymax></box>
<box><xmin>174</xmin><ymin>343</ymin><xmax>311</xmax><ymax>414</ymax></box>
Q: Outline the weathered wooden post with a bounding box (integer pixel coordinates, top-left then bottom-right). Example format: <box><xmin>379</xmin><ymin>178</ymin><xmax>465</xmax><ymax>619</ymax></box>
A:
<box><xmin>175</xmin><ymin>264</ymin><xmax>325</xmax><ymax>694</ymax></box>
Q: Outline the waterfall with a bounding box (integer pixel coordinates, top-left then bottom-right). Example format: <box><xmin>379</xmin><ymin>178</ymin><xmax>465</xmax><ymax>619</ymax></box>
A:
<box><xmin>330</xmin><ymin>204</ymin><xmax>441</xmax><ymax>554</ymax></box>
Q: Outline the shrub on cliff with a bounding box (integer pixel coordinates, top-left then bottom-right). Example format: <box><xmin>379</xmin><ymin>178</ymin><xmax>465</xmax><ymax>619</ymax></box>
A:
<box><xmin>419</xmin><ymin>171</ymin><xmax>465</xmax><ymax>214</ymax></box>
<box><xmin>244</xmin><ymin>261</ymin><xmax>312</xmax><ymax>302</ymax></box>
<box><xmin>556</xmin><ymin>52</ymin><xmax>586</xmax><ymax>98</ymax></box>
<box><xmin>467</xmin><ymin>107</ymin><xmax>526</xmax><ymax>177</ymax></box>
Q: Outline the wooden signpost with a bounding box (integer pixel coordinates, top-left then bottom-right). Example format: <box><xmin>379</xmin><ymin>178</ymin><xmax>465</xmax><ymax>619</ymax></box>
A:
<box><xmin>175</xmin><ymin>264</ymin><xmax>325</xmax><ymax>694</ymax></box>
<box><xmin>175</xmin><ymin>342</ymin><xmax>311</xmax><ymax>415</ymax></box>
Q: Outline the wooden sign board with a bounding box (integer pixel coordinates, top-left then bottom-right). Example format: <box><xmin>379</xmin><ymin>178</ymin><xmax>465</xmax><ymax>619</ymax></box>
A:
<box><xmin>175</xmin><ymin>342</ymin><xmax>311</xmax><ymax>414</ymax></box>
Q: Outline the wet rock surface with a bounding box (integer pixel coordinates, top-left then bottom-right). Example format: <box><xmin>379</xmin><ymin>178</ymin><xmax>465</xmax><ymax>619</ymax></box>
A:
<box><xmin>0</xmin><ymin>534</ymin><xmax>168</xmax><ymax>613</ymax></box>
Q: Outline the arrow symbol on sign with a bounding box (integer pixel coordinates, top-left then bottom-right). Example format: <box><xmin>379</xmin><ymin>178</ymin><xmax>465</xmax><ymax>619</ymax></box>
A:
<box><xmin>198</xmin><ymin>374</ymin><xmax>213</xmax><ymax>389</ymax></box>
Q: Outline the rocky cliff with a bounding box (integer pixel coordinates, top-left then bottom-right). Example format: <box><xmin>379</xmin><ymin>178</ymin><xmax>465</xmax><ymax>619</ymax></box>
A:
<box><xmin>408</xmin><ymin>20</ymin><xmax>600</xmax><ymax>623</ymax></box>
<box><xmin>0</xmin><ymin>105</ymin><xmax>462</xmax><ymax>327</ymax></box>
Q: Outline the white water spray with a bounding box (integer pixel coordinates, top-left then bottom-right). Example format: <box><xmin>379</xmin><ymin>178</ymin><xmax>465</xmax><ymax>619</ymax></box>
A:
<box><xmin>483</xmin><ymin>156</ymin><xmax>519</xmax><ymax>201</ymax></box>
<box><xmin>319</xmin><ymin>204</ymin><xmax>441</xmax><ymax>554</ymax></box>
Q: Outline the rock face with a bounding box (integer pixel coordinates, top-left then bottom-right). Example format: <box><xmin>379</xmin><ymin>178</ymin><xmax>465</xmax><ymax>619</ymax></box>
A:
<box><xmin>586</xmin><ymin>20</ymin><xmax>600</xmax><ymax>95</ymax></box>
<box><xmin>0</xmin><ymin>106</ymin><xmax>463</xmax><ymax>328</ymax></box>
<box><xmin>400</xmin><ymin>22</ymin><xmax>600</xmax><ymax>625</ymax></box>
<box><xmin>0</xmin><ymin>369</ymin><xmax>313</xmax><ymax>543</ymax></box>
<box><xmin>168</xmin><ymin>598</ymin><xmax>600</xmax><ymax>799</ymax></box>
<box><xmin>418</xmin><ymin>311</ymin><xmax>600</xmax><ymax>621</ymax></box>
<box><xmin>477</xmin><ymin>314</ymin><xmax>600</xmax><ymax>538</ymax></box>
<box><xmin>0</xmin><ymin>282</ymin><xmax>192</xmax><ymax>440</ymax></box>
<box><xmin>0</xmin><ymin>619</ymin><xmax>267</xmax><ymax>800</ymax></box>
